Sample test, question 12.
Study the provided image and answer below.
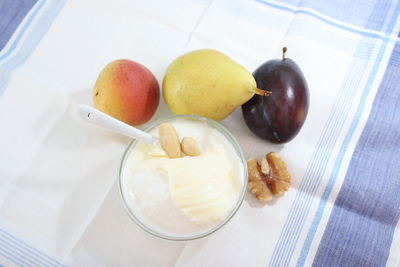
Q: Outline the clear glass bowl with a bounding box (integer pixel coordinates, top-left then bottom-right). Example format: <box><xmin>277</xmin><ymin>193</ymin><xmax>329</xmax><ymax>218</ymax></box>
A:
<box><xmin>118</xmin><ymin>114</ymin><xmax>248</xmax><ymax>241</ymax></box>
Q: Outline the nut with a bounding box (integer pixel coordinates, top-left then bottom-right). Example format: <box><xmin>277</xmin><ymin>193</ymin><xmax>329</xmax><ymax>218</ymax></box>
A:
<box><xmin>260</xmin><ymin>156</ymin><xmax>270</xmax><ymax>176</ymax></box>
<box><xmin>266</xmin><ymin>152</ymin><xmax>291</xmax><ymax>197</ymax></box>
<box><xmin>181</xmin><ymin>137</ymin><xmax>200</xmax><ymax>156</ymax></box>
<box><xmin>247</xmin><ymin>152</ymin><xmax>291</xmax><ymax>201</ymax></box>
<box><xmin>159</xmin><ymin>123</ymin><xmax>181</xmax><ymax>158</ymax></box>
<box><xmin>247</xmin><ymin>158</ymin><xmax>273</xmax><ymax>202</ymax></box>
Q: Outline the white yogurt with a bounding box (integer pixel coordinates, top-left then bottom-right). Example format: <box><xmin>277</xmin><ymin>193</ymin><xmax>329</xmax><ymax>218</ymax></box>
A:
<box><xmin>121</xmin><ymin>118</ymin><xmax>244</xmax><ymax>237</ymax></box>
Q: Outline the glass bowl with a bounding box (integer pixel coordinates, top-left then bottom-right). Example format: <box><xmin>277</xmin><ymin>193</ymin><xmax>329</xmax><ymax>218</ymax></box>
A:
<box><xmin>118</xmin><ymin>114</ymin><xmax>248</xmax><ymax>241</ymax></box>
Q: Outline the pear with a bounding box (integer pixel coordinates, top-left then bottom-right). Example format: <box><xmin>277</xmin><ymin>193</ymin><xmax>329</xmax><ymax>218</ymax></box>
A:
<box><xmin>162</xmin><ymin>49</ymin><xmax>268</xmax><ymax>121</ymax></box>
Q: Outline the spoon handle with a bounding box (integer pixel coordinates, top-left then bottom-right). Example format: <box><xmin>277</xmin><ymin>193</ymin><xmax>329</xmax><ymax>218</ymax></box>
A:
<box><xmin>77</xmin><ymin>104</ymin><xmax>158</xmax><ymax>145</ymax></box>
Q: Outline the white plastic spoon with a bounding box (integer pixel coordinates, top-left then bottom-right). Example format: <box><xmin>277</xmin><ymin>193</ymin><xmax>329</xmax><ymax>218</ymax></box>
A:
<box><xmin>77</xmin><ymin>104</ymin><xmax>159</xmax><ymax>145</ymax></box>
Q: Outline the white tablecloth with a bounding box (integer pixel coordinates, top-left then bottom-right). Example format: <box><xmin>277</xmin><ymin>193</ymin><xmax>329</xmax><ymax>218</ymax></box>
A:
<box><xmin>1</xmin><ymin>0</ymin><xmax>400</xmax><ymax>266</ymax></box>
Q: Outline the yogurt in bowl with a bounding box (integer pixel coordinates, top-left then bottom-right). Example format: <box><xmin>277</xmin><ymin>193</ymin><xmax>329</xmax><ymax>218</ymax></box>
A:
<box><xmin>118</xmin><ymin>115</ymin><xmax>247</xmax><ymax>241</ymax></box>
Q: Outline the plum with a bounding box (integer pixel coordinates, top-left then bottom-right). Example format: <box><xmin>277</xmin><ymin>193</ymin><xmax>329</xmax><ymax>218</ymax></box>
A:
<box><xmin>242</xmin><ymin>47</ymin><xmax>309</xmax><ymax>143</ymax></box>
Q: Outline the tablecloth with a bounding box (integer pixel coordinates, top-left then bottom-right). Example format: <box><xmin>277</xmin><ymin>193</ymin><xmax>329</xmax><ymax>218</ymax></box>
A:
<box><xmin>0</xmin><ymin>0</ymin><xmax>400</xmax><ymax>266</ymax></box>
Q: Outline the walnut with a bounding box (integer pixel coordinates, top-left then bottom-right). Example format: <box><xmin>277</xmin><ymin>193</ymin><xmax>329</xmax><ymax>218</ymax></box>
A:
<box><xmin>247</xmin><ymin>152</ymin><xmax>291</xmax><ymax>201</ymax></box>
<box><xmin>247</xmin><ymin>158</ymin><xmax>273</xmax><ymax>202</ymax></box>
<box><xmin>260</xmin><ymin>156</ymin><xmax>270</xmax><ymax>176</ymax></box>
<box><xmin>265</xmin><ymin>153</ymin><xmax>291</xmax><ymax>197</ymax></box>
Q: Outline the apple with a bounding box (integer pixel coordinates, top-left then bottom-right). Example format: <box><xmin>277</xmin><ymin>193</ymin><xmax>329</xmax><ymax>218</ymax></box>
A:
<box><xmin>93</xmin><ymin>59</ymin><xmax>160</xmax><ymax>126</ymax></box>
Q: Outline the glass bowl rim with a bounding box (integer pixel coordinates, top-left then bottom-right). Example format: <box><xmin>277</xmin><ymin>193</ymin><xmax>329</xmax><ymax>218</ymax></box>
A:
<box><xmin>118</xmin><ymin>114</ymin><xmax>248</xmax><ymax>241</ymax></box>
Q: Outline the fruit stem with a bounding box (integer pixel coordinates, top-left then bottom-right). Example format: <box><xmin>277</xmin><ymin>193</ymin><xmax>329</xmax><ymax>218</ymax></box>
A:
<box><xmin>282</xmin><ymin>47</ymin><xmax>287</xmax><ymax>60</ymax></box>
<box><xmin>253</xmin><ymin>87</ymin><xmax>272</xmax><ymax>96</ymax></box>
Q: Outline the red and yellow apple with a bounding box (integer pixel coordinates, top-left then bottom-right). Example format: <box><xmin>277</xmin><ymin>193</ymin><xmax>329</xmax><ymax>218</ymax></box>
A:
<box><xmin>93</xmin><ymin>59</ymin><xmax>159</xmax><ymax>126</ymax></box>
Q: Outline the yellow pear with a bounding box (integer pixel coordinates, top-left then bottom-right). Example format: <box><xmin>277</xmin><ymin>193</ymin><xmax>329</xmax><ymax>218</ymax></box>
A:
<box><xmin>162</xmin><ymin>49</ymin><xmax>267</xmax><ymax>121</ymax></box>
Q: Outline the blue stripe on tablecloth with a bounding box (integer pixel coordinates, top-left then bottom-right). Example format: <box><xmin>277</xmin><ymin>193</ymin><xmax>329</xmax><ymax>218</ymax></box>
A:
<box><xmin>268</xmin><ymin>43</ymin><xmax>375</xmax><ymax>267</ymax></box>
<box><xmin>268</xmin><ymin>49</ymin><xmax>372</xmax><ymax>267</ymax></box>
<box><xmin>269</xmin><ymin>0</ymin><xmax>392</xmax><ymax>32</ymax></box>
<box><xmin>0</xmin><ymin>0</ymin><xmax>38</xmax><ymax>52</ymax></box>
<box><xmin>259</xmin><ymin>0</ymin><xmax>400</xmax><ymax>265</ymax></box>
<box><xmin>311</xmin><ymin>42</ymin><xmax>400</xmax><ymax>267</ymax></box>
<box><xmin>296</xmin><ymin>9</ymin><xmax>400</xmax><ymax>267</ymax></box>
<box><xmin>0</xmin><ymin>0</ymin><xmax>65</xmax><ymax>266</ymax></box>
<box><xmin>0</xmin><ymin>249</ymin><xmax>25</xmax><ymax>267</ymax></box>
<box><xmin>0</xmin><ymin>0</ymin><xmax>45</xmax><ymax>61</ymax></box>
<box><xmin>296</xmin><ymin>41</ymin><xmax>389</xmax><ymax>266</ymax></box>
<box><xmin>0</xmin><ymin>229</ymin><xmax>63</xmax><ymax>266</ymax></box>
<box><xmin>0</xmin><ymin>0</ymin><xmax>65</xmax><ymax>97</ymax></box>
<box><xmin>298</xmin><ymin>0</ymin><xmax>391</xmax><ymax>32</ymax></box>
<box><xmin>254</xmin><ymin>0</ymin><xmax>391</xmax><ymax>39</ymax></box>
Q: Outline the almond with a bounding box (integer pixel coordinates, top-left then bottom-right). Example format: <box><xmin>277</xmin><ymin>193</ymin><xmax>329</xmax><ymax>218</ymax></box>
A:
<box><xmin>159</xmin><ymin>123</ymin><xmax>181</xmax><ymax>158</ymax></box>
<box><xmin>181</xmin><ymin>137</ymin><xmax>200</xmax><ymax>156</ymax></box>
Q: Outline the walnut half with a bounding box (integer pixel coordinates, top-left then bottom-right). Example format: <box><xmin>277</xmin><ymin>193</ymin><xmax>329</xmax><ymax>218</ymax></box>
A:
<box><xmin>247</xmin><ymin>152</ymin><xmax>291</xmax><ymax>202</ymax></box>
<box><xmin>247</xmin><ymin>158</ymin><xmax>273</xmax><ymax>202</ymax></box>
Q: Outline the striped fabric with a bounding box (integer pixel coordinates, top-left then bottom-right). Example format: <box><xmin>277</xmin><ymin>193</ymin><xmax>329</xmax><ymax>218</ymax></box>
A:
<box><xmin>0</xmin><ymin>0</ymin><xmax>37</xmax><ymax>51</ymax></box>
<box><xmin>0</xmin><ymin>229</ymin><xmax>62</xmax><ymax>266</ymax></box>
<box><xmin>266</xmin><ymin>1</ymin><xmax>400</xmax><ymax>266</ymax></box>
<box><xmin>312</xmin><ymin>43</ymin><xmax>400</xmax><ymax>267</ymax></box>
<box><xmin>0</xmin><ymin>1</ymin><xmax>66</xmax><ymax>265</ymax></box>
<box><xmin>0</xmin><ymin>0</ymin><xmax>399</xmax><ymax>266</ymax></box>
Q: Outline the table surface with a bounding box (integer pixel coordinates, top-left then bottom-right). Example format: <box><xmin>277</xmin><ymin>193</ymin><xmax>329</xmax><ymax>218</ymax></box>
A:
<box><xmin>0</xmin><ymin>0</ymin><xmax>400</xmax><ymax>266</ymax></box>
